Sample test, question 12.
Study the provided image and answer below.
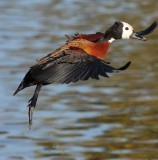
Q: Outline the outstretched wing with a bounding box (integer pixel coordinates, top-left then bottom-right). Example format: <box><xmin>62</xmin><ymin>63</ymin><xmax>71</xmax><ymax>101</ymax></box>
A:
<box><xmin>29</xmin><ymin>49</ymin><xmax>131</xmax><ymax>84</ymax></box>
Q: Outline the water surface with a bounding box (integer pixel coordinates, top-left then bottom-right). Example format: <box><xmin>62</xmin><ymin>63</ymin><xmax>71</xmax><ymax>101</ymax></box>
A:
<box><xmin>0</xmin><ymin>0</ymin><xmax>158</xmax><ymax>160</ymax></box>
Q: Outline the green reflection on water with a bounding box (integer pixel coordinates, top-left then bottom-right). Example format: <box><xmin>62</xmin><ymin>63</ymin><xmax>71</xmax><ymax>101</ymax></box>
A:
<box><xmin>1</xmin><ymin>0</ymin><xmax>158</xmax><ymax>160</ymax></box>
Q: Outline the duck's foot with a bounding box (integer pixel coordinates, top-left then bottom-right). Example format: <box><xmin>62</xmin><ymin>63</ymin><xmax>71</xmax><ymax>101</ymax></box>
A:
<box><xmin>28</xmin><ymin>105</ymin><xmax>35</xmax><ymax>130</ymax></box>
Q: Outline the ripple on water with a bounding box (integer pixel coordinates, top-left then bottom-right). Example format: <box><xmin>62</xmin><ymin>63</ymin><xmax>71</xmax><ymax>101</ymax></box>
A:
<box><xmin>0</xmin><ymin>0</ymin><xmax>158</xmax><ymax>160</ymax></box>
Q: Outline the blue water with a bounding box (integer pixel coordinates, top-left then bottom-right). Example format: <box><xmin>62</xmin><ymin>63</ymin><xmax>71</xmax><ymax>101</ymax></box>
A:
<box><xmin>0</xmin><ymin>0</ymin><xmax>158</xmax><ymax>160</ymax></box>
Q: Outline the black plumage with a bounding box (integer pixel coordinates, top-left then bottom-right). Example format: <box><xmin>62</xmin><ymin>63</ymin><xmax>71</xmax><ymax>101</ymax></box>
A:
<box><xmin>14</xmin><ymin>50</ymin><xmax>131</xmax><ymax>92</ymax></box>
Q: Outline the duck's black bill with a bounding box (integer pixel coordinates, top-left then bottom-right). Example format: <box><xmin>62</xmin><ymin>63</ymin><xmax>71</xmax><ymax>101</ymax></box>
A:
<box><xmin>130</xmin><ymin>32</ymin><xmax>146</xmax><ymax>41</ymax></box>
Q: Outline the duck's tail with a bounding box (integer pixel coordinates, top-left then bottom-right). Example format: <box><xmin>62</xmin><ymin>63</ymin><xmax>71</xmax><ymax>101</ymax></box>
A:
<box><xmin>13</xmin><ymin>71</ymin><xmax>34</xmax><ymax>96</ymax></box>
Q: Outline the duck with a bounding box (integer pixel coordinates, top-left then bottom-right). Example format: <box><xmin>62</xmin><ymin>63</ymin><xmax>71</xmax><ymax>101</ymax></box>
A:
<box><xmin>13</xmin><ymin>21</ymin><xmax>157</xmax><ymax>125</ymax></box>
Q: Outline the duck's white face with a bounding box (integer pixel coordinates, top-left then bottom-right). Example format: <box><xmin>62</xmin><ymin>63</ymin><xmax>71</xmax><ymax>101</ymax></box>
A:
<box><xmin>102</xmin><ymin>21</ymin><xmax>146</xmax><ymax>43</ymax></box>
<box><xmin>121</xmin><ymin>22</ymin><xmax>134</xmax><ymax>39</ymax></box>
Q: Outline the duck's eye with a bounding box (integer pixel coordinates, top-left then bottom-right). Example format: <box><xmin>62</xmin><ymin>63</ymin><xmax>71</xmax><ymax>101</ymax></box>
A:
<box><xmin>125</xmin><ymin>27</ymin><xmax>129</xmax><ymax>30</ymax></box>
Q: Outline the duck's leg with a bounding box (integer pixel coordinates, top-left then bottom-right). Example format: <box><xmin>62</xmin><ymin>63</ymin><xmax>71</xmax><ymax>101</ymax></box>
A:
<box><xmin>28</xmin><ymin>84</ymin><xmax>42</xmax><ymax>127</ymax></box>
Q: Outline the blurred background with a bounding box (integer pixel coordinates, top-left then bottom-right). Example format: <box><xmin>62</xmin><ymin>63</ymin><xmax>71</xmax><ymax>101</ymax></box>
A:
<box><xmin>0</xmin><ymin>0</ymin><xmax>158</xmax><ymax>160</ymax></box>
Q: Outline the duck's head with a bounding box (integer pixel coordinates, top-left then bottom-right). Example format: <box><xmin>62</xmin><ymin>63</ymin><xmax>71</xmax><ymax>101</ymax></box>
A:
<box><xmin>101</xmin><ymin>21</ymin><xmax>157</xmax><ymax>43</ymax></box>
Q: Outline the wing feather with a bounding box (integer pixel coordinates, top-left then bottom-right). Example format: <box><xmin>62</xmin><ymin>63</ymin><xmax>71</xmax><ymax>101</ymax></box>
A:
<box><xmin>29</xmin><ymin>50</ymin><xmax>131</xmax><ymax>85</ymax></box>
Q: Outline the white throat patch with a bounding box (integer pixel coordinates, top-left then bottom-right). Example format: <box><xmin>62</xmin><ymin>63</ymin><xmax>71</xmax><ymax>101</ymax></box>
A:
<box><xmin>108</xmin><ymin>37</ymin><xmax>115</xmax><ymax>43</ymax></box>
